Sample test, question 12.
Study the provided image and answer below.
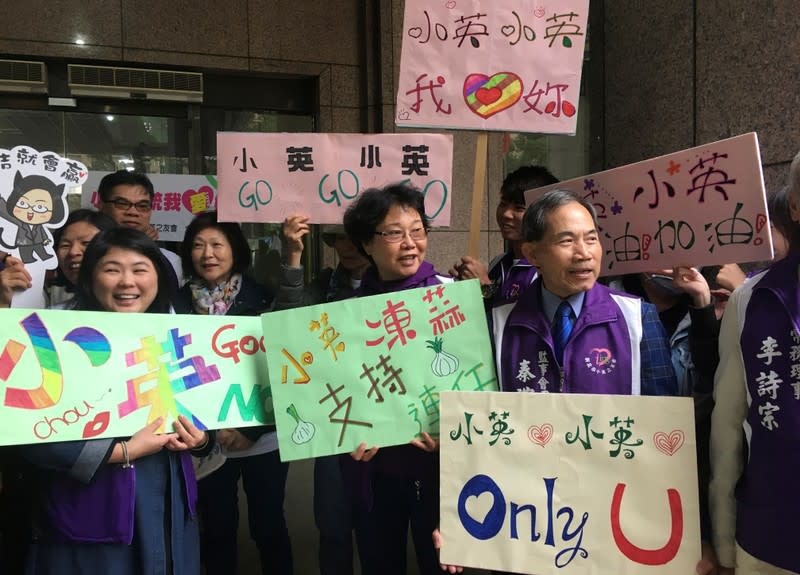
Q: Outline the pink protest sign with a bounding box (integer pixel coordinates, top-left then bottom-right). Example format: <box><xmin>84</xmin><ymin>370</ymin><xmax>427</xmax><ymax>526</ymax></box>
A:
<box><xmin>396</xmin><ymin>0</ymin><xmax>589</xmax><ymax>134</ymax></box>
<box><xmin>524</xmin><ymin>133</ymin><xmax>772</xmax><ymax>275</ymax></box>
<box><xmin>216</xmin><ymin>132</ymin><xmax>453</xmax><ymax>226</ymax></box>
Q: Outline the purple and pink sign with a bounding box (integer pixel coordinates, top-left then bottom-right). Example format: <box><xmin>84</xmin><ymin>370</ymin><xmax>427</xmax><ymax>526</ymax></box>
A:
<box><xmin>396</xmin><ymin>0</ymin><xmax>589</xmax><ymax>134</ymax></box>
<box><xmin>525</xmin><ymin>133</ymin><xmax>772</xmax><ymax>275</ymax></box>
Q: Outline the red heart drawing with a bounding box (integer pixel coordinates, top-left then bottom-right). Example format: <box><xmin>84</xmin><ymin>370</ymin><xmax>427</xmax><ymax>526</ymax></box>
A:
<box><xmin>82</xmin><ymin>411</ymin><xmax>110</xmax><ymax>438</ymax></box>
<box><xmin>527</xmin><ymin>424</ymin><xmax>553</xmax><ymax>447</ymax></box>
<box><xmin>445</xmin><ymin>0</ymin><xmax>456</xmax><ymax>8</ymax></box>
<box><xmin>653</xmin><ymin>430</ymin><xmax>685</xmax><ymax>456</ymax></box>
<box><xmin>181</xmin><ymin>185</ymin><xmax>215</xmax><ymax>215</ymax></box>
<box><xmin>463</xmin><ymin>72</ymin><xmax>523</xmax><ymax>119</ymax></box>
<box><xmin>534</xmin><ymin>7</ymin><xmax>546</xmax><ymax>18</ymax></box>
<box><xmin>476</xmin><ymin>87</ymin><xmax>502</xmax><ymax>106</ymax></box>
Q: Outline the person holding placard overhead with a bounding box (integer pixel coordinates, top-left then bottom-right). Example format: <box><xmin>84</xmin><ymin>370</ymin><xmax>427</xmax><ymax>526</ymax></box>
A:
<box><xmin>174</xmin><ymin>211</ymin><xmax>292</xmax><ymax>575</ymax></box>
<box><xmin>276</xmin><ymin>217</ymin><xmax>370</xmax><ymax>575</ymax></box>
<box><xmin>343</xmin><ymin>183</ymin><xmax>451</xmax><ymax>575</ymax></box>
<box><xmin>710</xmin><ymin>153</ymin><xmax>800</xmax><ymax>575</ymax></box>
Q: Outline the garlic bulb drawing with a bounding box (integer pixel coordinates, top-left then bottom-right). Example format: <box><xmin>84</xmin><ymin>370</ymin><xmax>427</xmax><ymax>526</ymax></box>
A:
<box><xmin>287</xmin><ymin>403</ymin><xmax>315</xmax><ymax>444</ymax></box>
<box><xmin>426</xmin><ymin>337</ymin><xmax>459</xmax><ymax>377</ymax></box>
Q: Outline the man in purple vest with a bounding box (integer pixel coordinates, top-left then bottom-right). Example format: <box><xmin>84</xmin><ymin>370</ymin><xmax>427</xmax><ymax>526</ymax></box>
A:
<box><xmin>710</xmin><ymin>150</ymin><xmax>800</xmax><ymax>574</ymax></box>
<box><xmin>492</xmin><ymin>188</ymin><xmax>678</xmax><ymax>396</ymax></box>
<box><xmin>435</xmin><ymin>190</ymin><xmax>712</xmax><ymax>575</ymax></box>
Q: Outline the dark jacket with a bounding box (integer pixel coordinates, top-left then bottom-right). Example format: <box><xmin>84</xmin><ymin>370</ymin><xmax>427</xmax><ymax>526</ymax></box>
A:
<box><xmin>274</xmin><ymin>263</ymin><xmax>359</xmax><ymax>310</ymax></box>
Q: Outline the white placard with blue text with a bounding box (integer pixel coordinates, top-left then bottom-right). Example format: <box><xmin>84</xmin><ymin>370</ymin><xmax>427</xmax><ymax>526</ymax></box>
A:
<box><xmin>439</xmin><ymin>391</ymin><xmax>700</xmax><ymax>574</ymax></box>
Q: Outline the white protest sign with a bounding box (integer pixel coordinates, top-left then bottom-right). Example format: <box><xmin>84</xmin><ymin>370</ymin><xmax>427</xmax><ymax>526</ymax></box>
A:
<box><xmin>439</xmin><ymin>391</ymin><xmax>700</xmax><ymax>574</ymax></box>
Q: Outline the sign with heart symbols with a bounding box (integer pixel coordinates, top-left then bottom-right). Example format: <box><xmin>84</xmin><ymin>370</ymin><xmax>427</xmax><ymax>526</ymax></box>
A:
<box><xmin>396</xmin><ymin>0</ymin><xmax>588</xmax><ymax>133</ymax></box>
<box><xmin>463</xmin><ymin>72</ymin><xmax>523</xmax><ymax>119</ymax></box>
<box><xmin>653</xmin><ymin>430</ymin><xmax>685</xmax><ymax>456</ymax></box>
<box><xmin>440</xmin><ymin>392</ymin><xmax>700</xmax><ymax>574</ymax></box>
<box><xmin>527</xmin><ymin>423</ymin><xmax>553</xmax><ymax>447</ymax></box>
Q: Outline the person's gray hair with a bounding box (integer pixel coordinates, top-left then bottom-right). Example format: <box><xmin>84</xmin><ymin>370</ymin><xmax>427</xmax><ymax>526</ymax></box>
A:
<box><xmin>522</xmin><ymin>189</ymin><xmax>599</xmax><ymax>242</ymax></box>
<box><xmin>790</xmin><ymin>149</ymin><xmax>800</xmax><ymax>204</ymax></box>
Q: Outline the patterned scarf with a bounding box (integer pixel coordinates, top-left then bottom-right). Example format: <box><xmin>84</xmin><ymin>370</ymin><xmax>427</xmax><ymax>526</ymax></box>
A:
<box><xmin>189</xmin><ymin>273</ymin><xmax>242</xmax><ymax>315</ymax></box>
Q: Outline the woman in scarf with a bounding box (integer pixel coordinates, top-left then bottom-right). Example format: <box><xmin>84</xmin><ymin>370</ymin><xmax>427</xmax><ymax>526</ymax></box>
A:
<box><xmin>174</xmin><ymin>211</ymin><xmax>292</xmax><ymax>575</ymax></box>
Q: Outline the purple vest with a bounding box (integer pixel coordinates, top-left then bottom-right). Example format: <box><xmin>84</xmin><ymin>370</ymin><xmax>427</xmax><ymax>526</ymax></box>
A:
<box><xmin>495</xmin><ymin>280</ymin><xmax>639</xmax><ymax>395</ymax></box>
<box><xmin>488</xmin><ymin>251</ymin><xmax>538</xmax><ymax>303</ymax></box>
<box><xmin>736</xmin><ymin>255</ymin><xmax>800</xmax><ymax>572</ymax></box>
<box><xmin>45</xmin><ymin>451</ymin><xmax>197</xmax><ymax>544</ymax></box>
<box><xmin>358</xmin><ymin>261</ymin><xmax>449</xmax><ymax>296</ymax></box>
<box><xmin>343</xmin><ymin>261</ymin><xmax>450</xmax><ymax>508</ymax></box>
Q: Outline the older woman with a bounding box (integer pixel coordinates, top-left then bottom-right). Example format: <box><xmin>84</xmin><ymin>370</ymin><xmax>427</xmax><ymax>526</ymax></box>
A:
<box><xmin>342</xmin><ymin>183</ymin><xmax>450</xmax><ymax>575</ymax></box>
<box><xmin>23</xmin><ymin>227</ymin><xmax>211</xmax><ymax>574</ymax></box>
<box><xmin>174</xmin><ymin>211</ymin><xmax>292</xmax><ymax>575</ymax></box>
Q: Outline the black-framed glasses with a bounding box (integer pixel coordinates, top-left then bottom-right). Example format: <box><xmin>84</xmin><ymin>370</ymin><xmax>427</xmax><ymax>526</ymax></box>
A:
<box><xmin>374</xmin><ymin>226</ymin><xmax>427</xmax><ymax>243</ymax></box>
<box><xmin>107</xmin><ymin>198</ymin><xmax>152</xmax><ymax>213</ymax></box>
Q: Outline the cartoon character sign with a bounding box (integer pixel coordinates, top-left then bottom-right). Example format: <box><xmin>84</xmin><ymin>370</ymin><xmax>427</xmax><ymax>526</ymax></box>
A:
<box><xmin>0</xmin><ymin>146</ymin><xmax>87</xmax><ymax>308</ymax></box>
<box><xmin>0</xmin><ymin>172</ymin><xmax>66</xmax><ymax>263</ymax></box>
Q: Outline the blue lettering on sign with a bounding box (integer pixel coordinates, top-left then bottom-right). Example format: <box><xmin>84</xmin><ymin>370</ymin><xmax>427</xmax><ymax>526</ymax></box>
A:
<box><xmin>456</xmin><ymin>474</ymin><xmax>589</xmax><ymax>568</ymax></box>
<box><xmin>319</xmin><ymin>170</ymin><xmax>359</xmax><ymax>206</ymax></box>
<box><xmin>397</xmin><ymin>178</ymin><xmax>448</xmax><ymax>221</ymax></box>
<box><xmin>422</xmin><ymin>179</ymin><xmax>448</xmax><ymax>219</ymax></box>
<box><xmin>239</xmin><ymin>180</ymin><xmax>273</xmax><ymax>210</ymax></box>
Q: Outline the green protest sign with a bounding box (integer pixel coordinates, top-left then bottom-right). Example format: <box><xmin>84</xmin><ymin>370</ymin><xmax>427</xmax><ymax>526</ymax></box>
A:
<box><xmin>261</xmin><ymin>279</ymin><xmax>498</xmax><ymax>461</ymax></box>
<box><xmin>0</xmin><ymin>309</ymin><xmax>274</xmax><ymax>446</ymax></box>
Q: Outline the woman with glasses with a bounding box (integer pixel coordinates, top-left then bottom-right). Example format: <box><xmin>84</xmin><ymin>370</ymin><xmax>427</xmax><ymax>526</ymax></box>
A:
<box><xmin>341</xmin><ymin>183</ymin><xmax>450</xmax><ymax>575</ymax></box>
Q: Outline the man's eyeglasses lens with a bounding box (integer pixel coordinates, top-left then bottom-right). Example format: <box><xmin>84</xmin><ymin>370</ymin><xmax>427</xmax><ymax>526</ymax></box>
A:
<box><xmin>110</xmin><ymin>198</ymin><xmax>152</xmax><ymax>212</ymax></box>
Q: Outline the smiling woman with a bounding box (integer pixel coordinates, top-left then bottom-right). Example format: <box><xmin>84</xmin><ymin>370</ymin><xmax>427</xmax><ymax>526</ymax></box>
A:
<box><xmin>341</xmin><ymin>183</ymin><xmax>453</xmax><ymax>575</ymax></box>
<box><xmin>22</xmin><ymin>227</ymin><xmax>212</xmax><ymax>575</ymax></box>
<box><xmin>173</xmin><ymin>211</ymin><xmax>293</xmax><ymax>575</ymax></box>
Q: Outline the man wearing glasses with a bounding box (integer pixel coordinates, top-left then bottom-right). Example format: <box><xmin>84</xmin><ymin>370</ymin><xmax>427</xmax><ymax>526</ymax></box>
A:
<box><xmin>97</xmin><ymin>170</ymin><xmax>183</xmax><ymax>287</ymax></box>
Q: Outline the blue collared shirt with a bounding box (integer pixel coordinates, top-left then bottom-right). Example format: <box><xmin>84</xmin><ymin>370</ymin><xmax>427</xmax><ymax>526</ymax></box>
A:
<box><xmin>540</xmin><ymin>285</ymin><xmax>585</xmax><ymax>325</ymax></box>
<box><xmin>539</xmin><ymin>283</ymin><xmax>675</xmax><ymax>397</ymax></box>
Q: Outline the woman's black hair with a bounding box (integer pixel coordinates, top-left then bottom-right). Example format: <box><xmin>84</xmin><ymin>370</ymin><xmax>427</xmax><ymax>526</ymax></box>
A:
<box><xmin>179</xmin><ymin>211</ymin><xmax>252</xmax><ymax>281</ymax></box>
<box><xmin>74</xmin><ymin>227</ymin><xmax>173</xmax><ymax>313</ymax></box>
<box><xmin>52</xmin><ymin>209</ymin><xmax>117</xmax><ymax>288</ymax></box>
<box><xmin>767</xmin><ymin>186</ymin><xmax>800</xmax><ymax>253</ymax></box>
<box><xmin>343</xmin><ymin>183</ymin><xmax>429</xmax><ymax>258</ymax></box>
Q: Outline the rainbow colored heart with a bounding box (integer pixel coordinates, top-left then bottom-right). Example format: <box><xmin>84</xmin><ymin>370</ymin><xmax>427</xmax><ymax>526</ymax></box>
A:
<box><xmin>463</xmin><ymin>72</ymin><xmax>523</xmax><ymax>119</ymax></box>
